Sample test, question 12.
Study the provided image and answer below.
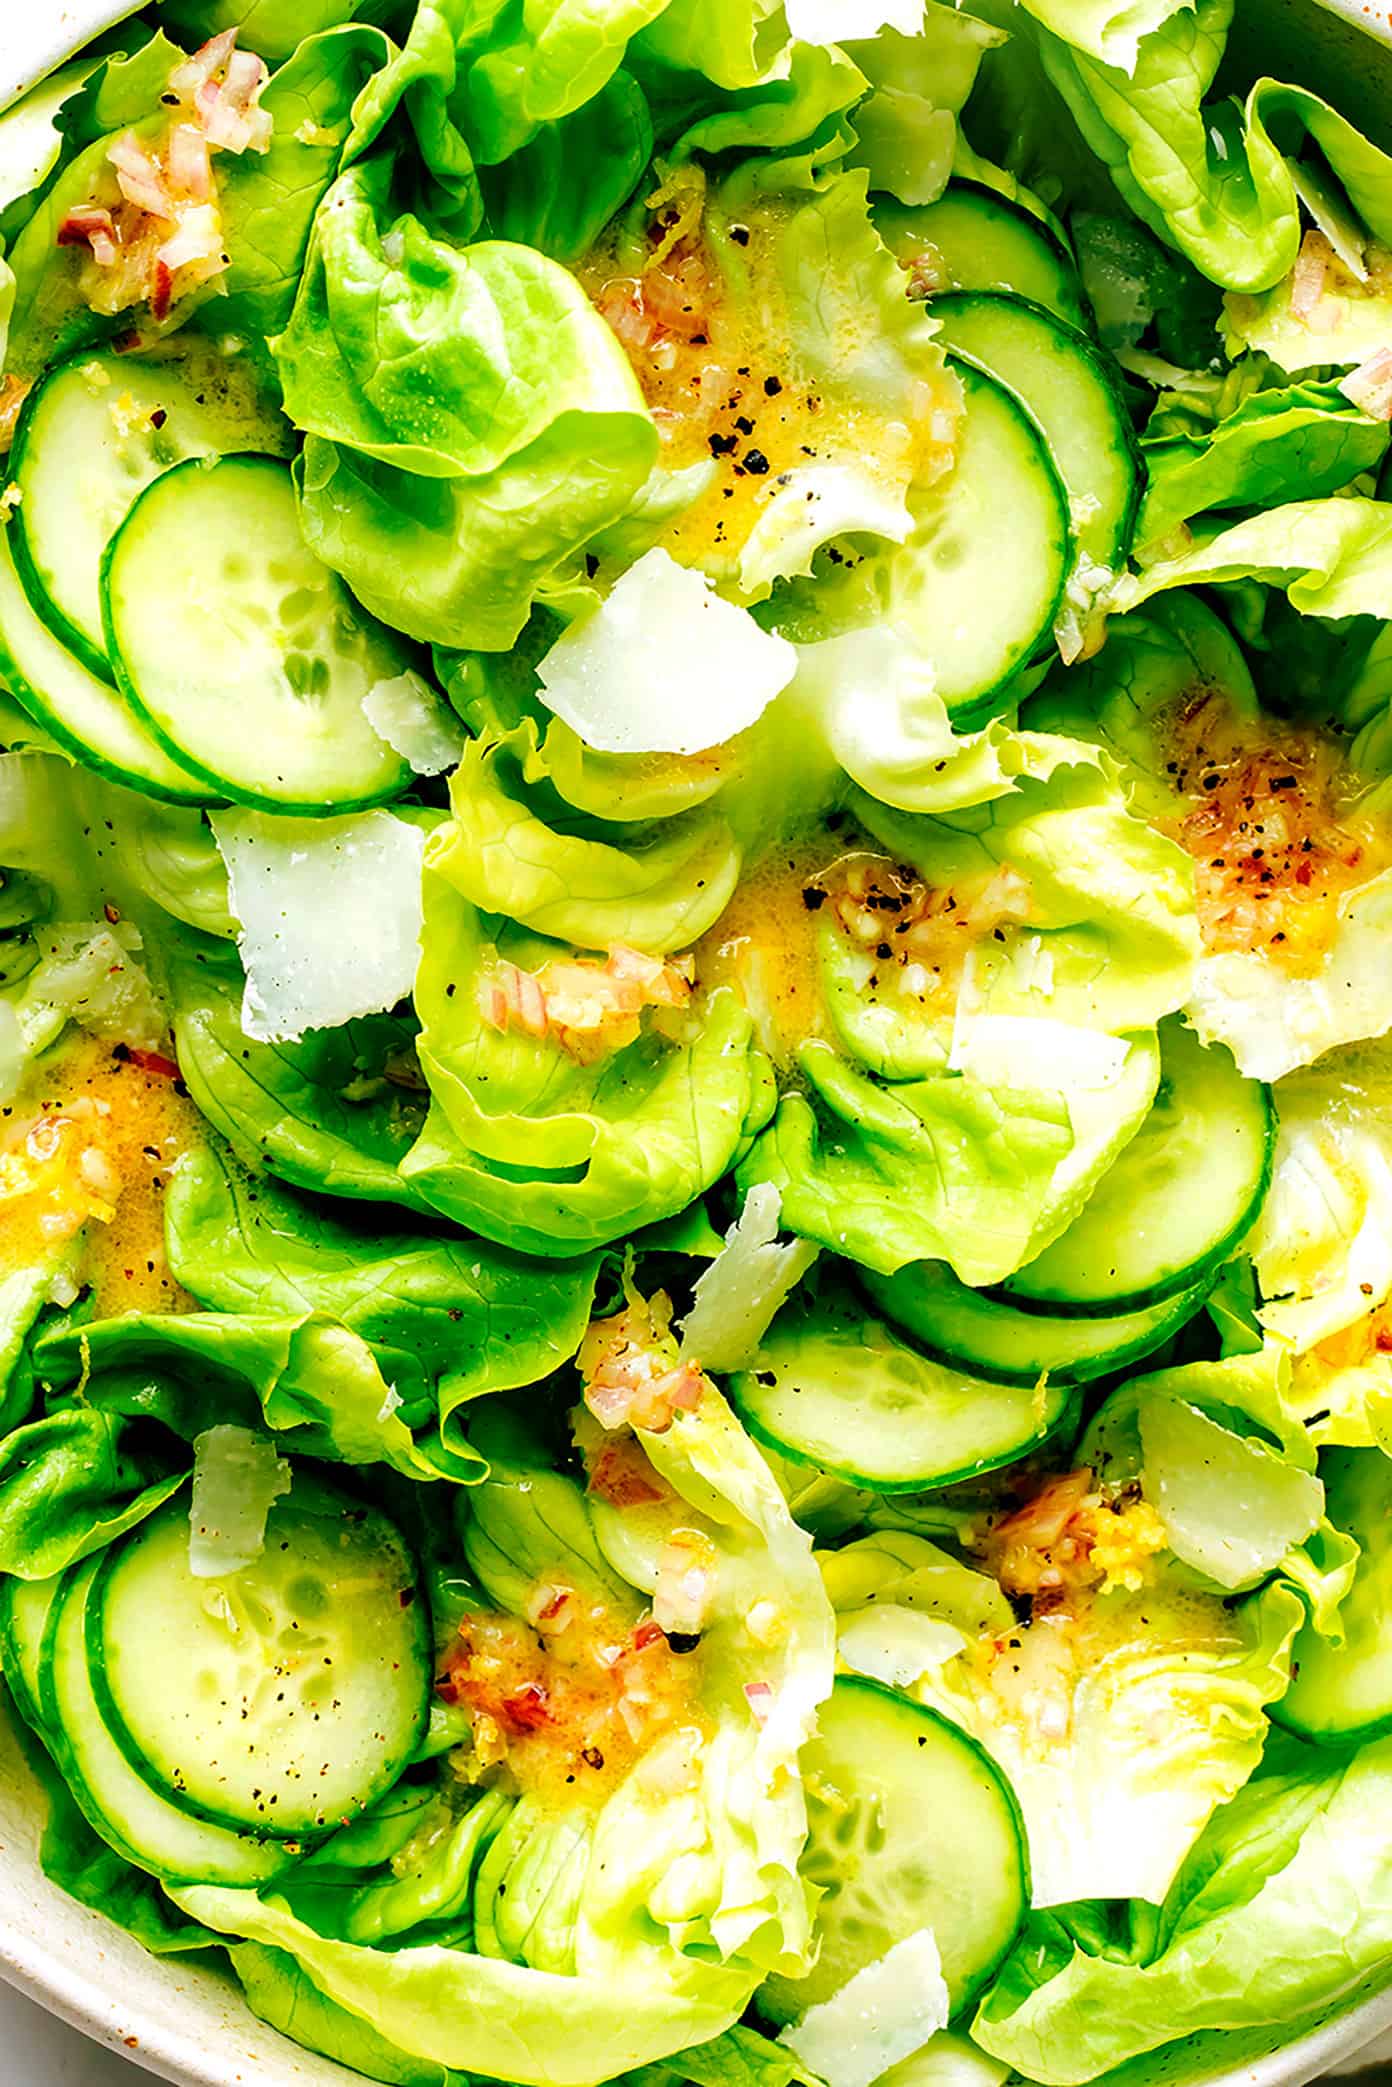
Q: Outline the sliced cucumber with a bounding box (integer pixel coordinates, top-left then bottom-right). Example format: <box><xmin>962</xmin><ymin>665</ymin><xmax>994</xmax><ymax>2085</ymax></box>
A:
<box><xmin>861</xmin><ymin>1259</ymin><xmax>1212</xmax><ymax>1389</ymax></box>
<box><xmin>1002</xmin><ymin>1023</ymin><xmax>1275</xmax><ymax>1316</ymax></box>
<box><xmin>90</xmin><ymin>1479</ymin><xmax>430</xmax><ymax>1839</ymax></box>
<box><xmin>40</xmin><ymin>1560</ymin><xmax>290</xmax><ymax>1887</ymax></box>
<box><xmin>10</xmin><ymin>349</ymin><xmax>286</xmax><ymax>679</ymax></box>
<box><xmin>731</xmin><ymin>1292</ymin><xmax>1075</xmax><ymax>1490</ymax></box>
<box><xmin>101</xmin><ymin>455</ymin><xmax>414</xmax><ymax>813</ymax></box>
<box><xmin>0</xmin><ymin>1573</ymin><xmax>60</xmax><ymax>1735</ymax></box>
<box><xmin>771</xmin><ymin>366</ymin><xmax>1070</xmax><ymax>713</ymax></box>
<box><xmin>759</xmin><ymin>1677</ymin><xmax>1027</xmax><ymax>2026</ymax></box>
<box><xmin>874</xmin><ymin>183</ymin><xmax>1088</xmax><ymax>330</ymax></box>
<box><xmin>904</xmin><ymin>363</ymin><xmax>1071</xmax><ymax>713</ymax></box>
<box><xmin>1278</xmin><ymin>1450</ymin><xmax>1392</xmax><ymax>1743</ymax></box>
<box><xmin>930</xmin><ymin>292</ymin><xmax>1140</xmax><ymax>576</ymax></box>
<box><xmin>0</xmin><ymin>522</ymin><xmax>207</xmax><ymax>803</ymax></box>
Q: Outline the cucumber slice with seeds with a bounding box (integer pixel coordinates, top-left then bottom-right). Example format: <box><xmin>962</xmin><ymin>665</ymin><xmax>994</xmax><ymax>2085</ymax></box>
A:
<box><xmin>10</xmin><ymin>347</ymin><xmax>288</xmax><ymax>679</ymax></box>
<box><xmin>40</xmin><ymin>1559</ymin><xmax>290</xmax><ymax>1888</ymax></box>
<box><xmin>101</xmin><ymin>454</ymin><xmax>414</xmax><ymax>813</ymax></box>
<box><xmin>861</xmin><ymin>1258</ymin><xmax>1213</xmax><ymax>1389</ymax></box>
<box><xmin>930</xmin><ymin>291</ymin><xmax>1140</xmax><ymax>576</ymax></box>
<box><xmin>0</xmin><ymin>522</ymin><xmax>207</xmax><ymax>803</ymax></box>
<box><xmin>731</xmin><ymin>1292</ymin><xmax>1075</xmax><ymax>1490</ymax></box>
<box><xmin>90</xmin><ymin>1479</ymin><xmax>430</xmax><ymax>1839</ymax></box>
<box><xmin>774</xmin><ymin>364</ymin><xmax>1071</xmax><ymax>716</ymax></box>
<box><xmin>759</xmin><ymin>1677</ymin><xmax>1027</xmax><ymax>2027</ymax></box>
<box><xmin>1001</xmin><ymin>1022</ymin><xmax>1275</xmax><ymax>1316</ymax></box>
<box><xmin>874</xmin><ymin>183</ymin><xmax>1088</xmax><ymax>329</ymax></box>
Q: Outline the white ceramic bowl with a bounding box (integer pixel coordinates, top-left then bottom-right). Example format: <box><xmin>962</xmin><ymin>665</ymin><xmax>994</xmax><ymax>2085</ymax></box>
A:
<box><xmin>4</xmin><ymin>3</ymin><xmax>1392</xmax><ymax>2083</ymax></box>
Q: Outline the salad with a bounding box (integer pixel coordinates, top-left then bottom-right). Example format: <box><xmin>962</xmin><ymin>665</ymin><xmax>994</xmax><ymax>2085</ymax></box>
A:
<box><xmin>1</xmin><ymin>1</ymin><xmax>1392</xmax><ymax>2084</ymax></box>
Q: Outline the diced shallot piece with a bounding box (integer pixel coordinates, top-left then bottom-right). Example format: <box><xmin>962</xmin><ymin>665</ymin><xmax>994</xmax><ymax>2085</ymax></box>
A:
<box><xmin>1341</xmin><ymin>347</ymin><xmax>1392</xmax><ymax>420</ymax></box>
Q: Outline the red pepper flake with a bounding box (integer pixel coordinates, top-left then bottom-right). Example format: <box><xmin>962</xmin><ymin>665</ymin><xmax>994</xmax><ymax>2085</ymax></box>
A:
<box><xmin>125</xmin><ymin>1047</ymin><xmax>181</xmax><ymax>1079</ymax></box>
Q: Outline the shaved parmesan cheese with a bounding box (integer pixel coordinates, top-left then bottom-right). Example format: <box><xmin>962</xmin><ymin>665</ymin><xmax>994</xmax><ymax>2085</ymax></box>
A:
<box><xmin>189</xmin><ymin>1425</ymin><xmax>291</xmax><ymax>1578</ymax></box>
<box><xmin>786</xmin><ymin>0</ymin><xmax>925</xmax><ymax>39</ymax></box>
<box><xmin>212</xmin><ymin>809</ymin><xmax>425</xmax><ymax>1044</ymax></box>
<box><xmin>536</xmin><ymin>549</ymin><xmax>797</xmax><ymax>755</ymax></box>
<box><xmin>778</xmin><ymin>1929</ymin><xmax>950</xmax><ymax>2087</ymax></box>
<box><xmin>363</xmin><ymin>672</ymin><xmax>465</xmax><ymax>776</ymax></box>
<box><xmin>679</xmin><ymin>1184</ymin><xmax>820</xmax><ymax>1372</ymax></box>
<box><xmin>838</xmin><ymin>1606</ymin><xmax>968</xmax><ymax>1688</ymax></box>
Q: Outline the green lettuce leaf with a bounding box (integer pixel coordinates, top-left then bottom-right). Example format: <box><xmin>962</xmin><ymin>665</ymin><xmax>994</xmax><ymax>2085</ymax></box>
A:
<box><xmin>1136</xmin><ymin>380</ymin><xmax>1389</xmax><ymax>547</ymax></box>
<box><xmin>740</xmin><ymin>747</ymin><xmax>1195</xmax><ymax>1281</ymax></box>
<box><xmin>179</xmin><ymin>1887</ymin><xmax>753</xmax><ymax>2086</ymax></box>
<box><xmin>165</xmin><ymin>1140</ymin><xmax>599</xmax><ymax>1433</ymax></box>
<box><xmin>1032</xmin><ymin>0</ymin><xmax>1392</xmax><ymax>293</ymax></box>
<box><xmin>1033</xmin><ymin>587</ymin><xmax>1392</xmax><ymax>1081</ymax></box>
<box><xmin>35</xmin><ymin>1309</ymin><xmax>482</xmax><ymax>1483</ymax></box>
<box><xmin>4</xmin><ymin>26</ymin><xmax>384</xmax><ymax>370</ymax></box>
<box><xmin>173</xmin><ymin>955</ymin><xmax>433</xmax><ymax>1209</ymax></box>
<box><xmin>233</xmin><ymin>1941</ymin><xmax>472</xmax><ymax>2087</ymax></box>
<box><xmin>281</xmin><ymin>158</ymin><xmax>658</xmax><ymax>651</ymax></box>
<box><xmin>478</xmin><ymin>70</ymin><xmax>653</xmax><ymax>263</ymax></box>
<box><xmin>842</xmin><ymin>12</ymin><xmax>1005</xmax><ymax>208</ymax></box>
<box><xmin>406</xmin><ymin>867</ymin><xmax>771</xmax><ymax>1255</ymax></box>
<box><xmin>436</xmin><ymin>728</ymin><xmax>742</xmax><ymax>955</ymax></box>
<box><xmin>0</xmin><ymin>1404</ymin><xmax>187</xmax><ymax>1579</ymax></box>
<box><xmin>159</xmin><ymin>2</ymin><xmax>388</xmax><ymax>65</ymax></box>
<box><xmin>633</xmin><ymin>1</ymin><xmax>787</xmax><ymax>92</ymax></box>
<box><xmin>1013</xmin><ymin>0</ymin><xmax>1197</xmax><ymax>72</ymax></box>
<box><xmin>215</xmin><ymin>24</ymin><xmax>396</xmax><ymax>338</ymax></box>
<box><xmin>1221</xmin><ymin>230</ymin><xmax>1392</xmax><ymax>374</ymax></box>
<box><xmin>920</xmin><ymin>1566</ymin><xmax>1301</xmax><ymax>1908</ymax></box>
<box><xmin>277</xmin><ymin>160</ymin><xmax>649</xmax><ymax>477</ymax></box>
<box><xmin>972</xmin><ymin>1733</ymin><xmax>1392</xmax><ymax>2083</ymax></box>
<box><xmin>1247</xmin><ymin>1036</ymin><xmax>1392</xmax><ymax>1446</ymax></box>
<box><xmin>348</xmin><ymin>0</ymin><xmax>669</xmax><ymax>179</ymax></box>
<box><xmin>1113</xmin><ymin>497</ymin><xmax>1392</xmax><ymax>624</ymax></box>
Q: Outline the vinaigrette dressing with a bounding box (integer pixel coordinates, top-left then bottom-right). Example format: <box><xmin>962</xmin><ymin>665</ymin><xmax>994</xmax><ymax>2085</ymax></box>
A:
<box><xmin>0</xmin><ymin>1035</ymin><xmax>202</xmax><ymax>1316</ymax></box>
<box><xmin>579</xmin><ymin>180</ymin><xmax>959</xmax><ymax>579</ymax></box>
<box><xmin>1156</xmin><ymin>690</ymin><xmax>1391</xmax><ymax>971</ymax></box>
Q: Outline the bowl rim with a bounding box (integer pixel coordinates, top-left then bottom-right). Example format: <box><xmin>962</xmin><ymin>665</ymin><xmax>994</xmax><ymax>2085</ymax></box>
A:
<box><xmin>5</xmin><ymin>1</ymin><xmax>1392</xmax><ymax>2085</ymax></box>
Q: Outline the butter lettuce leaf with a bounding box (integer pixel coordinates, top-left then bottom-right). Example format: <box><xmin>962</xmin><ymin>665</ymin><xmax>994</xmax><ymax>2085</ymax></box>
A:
<box><xmin>173</xmin><ymin>957</ymin><xmax>434</xmax><ymax>1211</ymax></box>
<box><xmin>1033</xmin><ymin>0</ymin><xmax>1392</xmax><ymax>294</ymax></box>
<box><xmin>740</xmin><ymin>746</ymin><xmax>1195</xmax><ymax>1281</ymax></box>
<box><xmin>1136</xmin><ymin>380</ymin><xmax>1390</xmax><ymax>547</ymax></box>
<box><xmin>925</xmin><ymin>1573</ymin><xmax>1301</xmax><ymax>1908</ymax></box>
<box><xmin>408</xmin><ymin>868</ymin><xmax>771</xmax><ymax>1255</ymax></box>
<box><xmin>281</xmin><ymin>160</ymin><xmax>658</xmax><ymax>651</ymax></box>
<box><xmin>973</xmin><ymin>1735</ymin><xmax>1392</xmax><ymax>2084</ymax></box>
<box><xmin>165</xmin><ymin>1140</ymin><xmax>599</xmax><ymax>1437</ymax></box>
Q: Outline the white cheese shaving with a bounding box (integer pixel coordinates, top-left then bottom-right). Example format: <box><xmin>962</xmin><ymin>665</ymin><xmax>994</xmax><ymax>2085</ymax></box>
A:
<box><xmin>212</xmin><ymin>809</ymin><xmax>426</xmax><ymax>1045</ymax></box>
<box><xmin>679</xmin><ymin>1184</ymin><xmax>820</xmax><ymax>1372</ymax></box>
<box><xmin>362</xmin><ymin>671</ymin><xmax>465</xmax><ymax>776</ymax></box>
<box><xmin>189</xmin><ymin>1425</ymin><xmax>291</xmax><ymax>1579</ymax></box>
<box><xmin>536</xmin><ymin>549</ymin><xmax>797</xmax><ymax>756</ymax></box>
<box><xmin>778</xmin><ymin>1928</ymin><xmax>950</xmax><ymax>2087</ymax></box>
